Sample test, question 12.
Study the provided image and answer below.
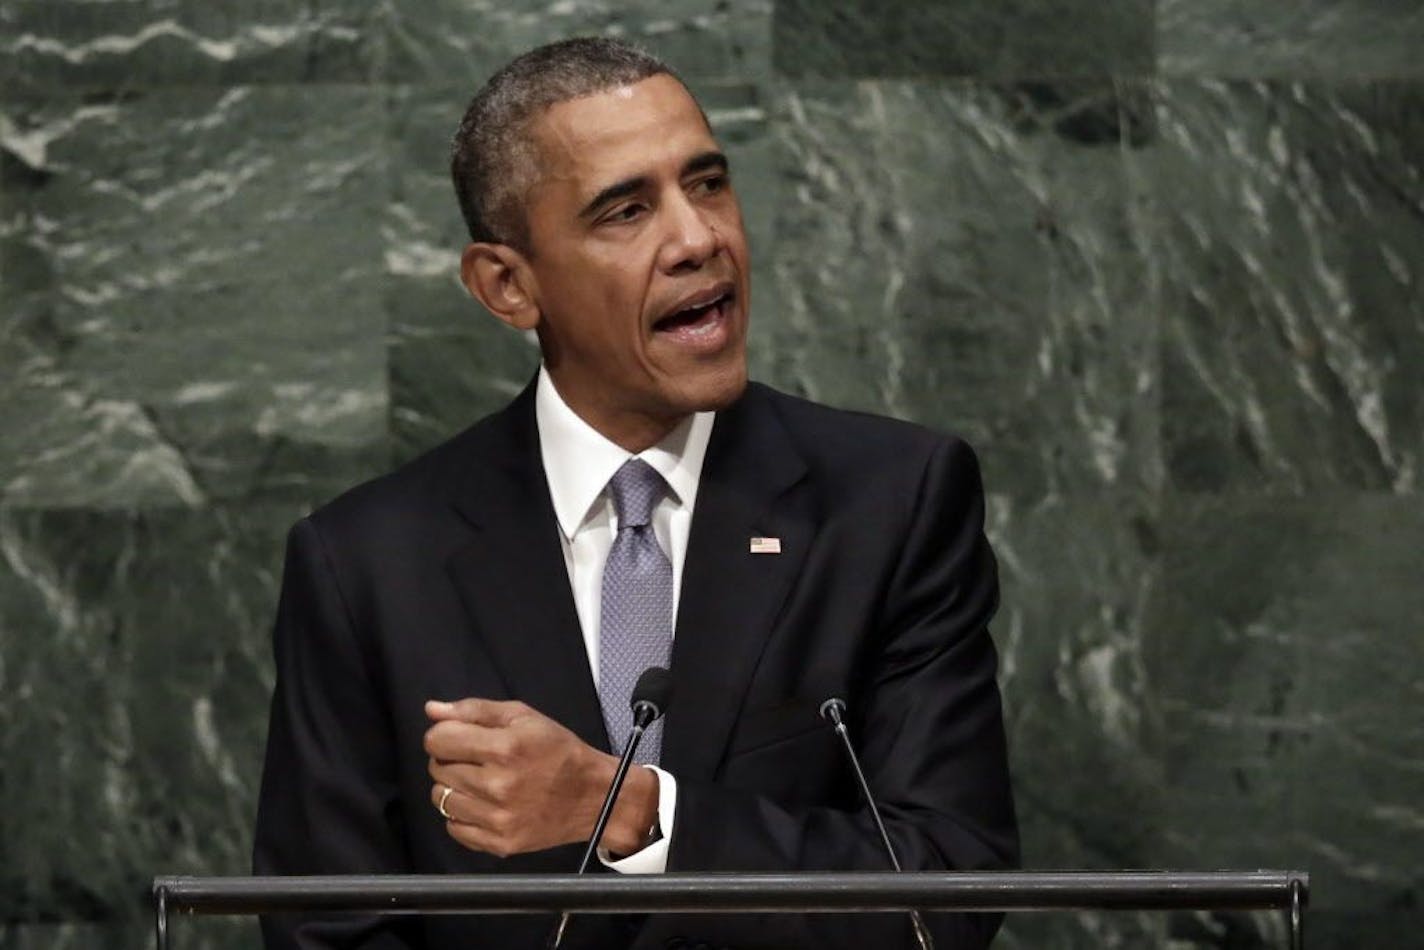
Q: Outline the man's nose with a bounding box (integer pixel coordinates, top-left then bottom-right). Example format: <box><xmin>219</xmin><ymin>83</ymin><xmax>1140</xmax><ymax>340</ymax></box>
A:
<box><xmin>657</xmin><ymin>195</ymin><xmax>719</xmax><ymax>271</ymax></box>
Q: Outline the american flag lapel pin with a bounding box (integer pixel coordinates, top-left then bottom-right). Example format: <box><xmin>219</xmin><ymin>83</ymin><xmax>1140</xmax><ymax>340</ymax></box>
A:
<box><xmin>749</xmin><ymin>536</ymin><xmax>782</xmax><ymax>555</ymax></box>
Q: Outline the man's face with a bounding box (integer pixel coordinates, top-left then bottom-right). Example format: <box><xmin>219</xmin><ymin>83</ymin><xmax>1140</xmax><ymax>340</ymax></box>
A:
<box><xmin>517</xmin><ymin>73</ymin><xmax>750</xmax><ymax>448</ymax></box>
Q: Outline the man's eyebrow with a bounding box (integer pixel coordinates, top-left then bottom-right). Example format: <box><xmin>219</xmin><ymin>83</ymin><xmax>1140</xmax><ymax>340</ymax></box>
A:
<box><xmin>578</xmin><ymin>175</ymin><xmax>650</xmax><ymax>220</ymax></box>
<box><xmin>577</xmin><ymin>151</ymin><xmax>732</xmax><ymax>220</ymax></box>
<box><xmin>683</xmin><ymin>150</ymin><xmax>729</xmax><ymax>177</ymax></box>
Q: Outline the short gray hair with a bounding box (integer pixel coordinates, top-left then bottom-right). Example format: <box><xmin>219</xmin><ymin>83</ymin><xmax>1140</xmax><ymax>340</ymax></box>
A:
<box><xmin>450</xmin><ymin>37</ymin><xmax>677</xmax><ymax>249</ymax></box>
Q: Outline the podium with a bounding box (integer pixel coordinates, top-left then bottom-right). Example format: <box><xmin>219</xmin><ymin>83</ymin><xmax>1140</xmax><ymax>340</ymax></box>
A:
<box><xmin>152</xmin><ymin>869</ymin><xmax>1309</xmax><ymax>948</ymax></box>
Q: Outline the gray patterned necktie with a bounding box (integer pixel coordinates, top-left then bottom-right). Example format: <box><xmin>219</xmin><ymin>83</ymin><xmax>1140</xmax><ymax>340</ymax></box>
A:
<box><xmin>598</xmin><ymin>458</ymin><xmax>673</xmax><ymax>763</ymax></box>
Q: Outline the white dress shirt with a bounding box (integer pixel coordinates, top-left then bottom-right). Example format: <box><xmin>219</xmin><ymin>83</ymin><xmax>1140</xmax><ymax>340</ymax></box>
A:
<box><xmin>534</xmin><ymin>366</ymin><xmax>714</xmax><ymax>873</ymax></box>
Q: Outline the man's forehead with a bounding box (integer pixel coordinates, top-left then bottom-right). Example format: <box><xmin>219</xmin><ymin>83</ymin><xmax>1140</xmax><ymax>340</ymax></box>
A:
<box><xmin>530</xmin><ymin>75</ymin><xmax>715</xmax><ymax>172</ymax></box>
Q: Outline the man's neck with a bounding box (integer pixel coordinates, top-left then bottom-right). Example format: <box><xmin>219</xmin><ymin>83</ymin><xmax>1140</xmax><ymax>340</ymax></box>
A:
<box><xmin>543</xmin><ymin>378</ymin><xmax>686</xmax><ymax>453</ymax></box>
<box><xmin>535</xmin><ymin>366</ymin><xmax>714</xmax><ymax>545</ymax></box>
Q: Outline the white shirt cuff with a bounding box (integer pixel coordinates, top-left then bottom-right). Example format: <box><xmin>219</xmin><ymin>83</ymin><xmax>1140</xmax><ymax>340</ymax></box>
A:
<box><xmin>598</xmin><ymin>765</ymin><xmax>677</xmax><ymax>874</ymax></box>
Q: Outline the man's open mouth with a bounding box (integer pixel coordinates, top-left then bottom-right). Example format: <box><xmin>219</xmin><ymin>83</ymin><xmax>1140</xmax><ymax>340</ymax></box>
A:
<box><xmin>654</xmin><ymin>285</ymin><xmax>734</xmax><ymax>339</ymax></box>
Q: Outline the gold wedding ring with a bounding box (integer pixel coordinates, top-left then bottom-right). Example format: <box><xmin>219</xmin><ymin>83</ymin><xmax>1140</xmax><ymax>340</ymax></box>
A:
<box><xmin>437</xmin><ymin>784</ymin><xmax>455</xmax><ymax>820</ymax></box>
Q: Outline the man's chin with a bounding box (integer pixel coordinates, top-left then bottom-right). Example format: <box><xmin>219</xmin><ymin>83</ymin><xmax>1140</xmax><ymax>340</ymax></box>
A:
<box><xmin>676</xmin><ymin>361</ymin><xmax>748</xmax><ymax>414</ymax></box>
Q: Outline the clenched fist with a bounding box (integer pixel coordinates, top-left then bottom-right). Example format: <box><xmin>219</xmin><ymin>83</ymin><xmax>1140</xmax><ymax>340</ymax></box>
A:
<box><xmin>424</xmin><ymin>698</ymin><xmax>659</xmax><ymax>858</ymax></box>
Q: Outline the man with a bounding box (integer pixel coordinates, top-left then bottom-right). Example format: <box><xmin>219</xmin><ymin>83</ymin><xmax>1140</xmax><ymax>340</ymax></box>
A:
<box><xmin>254</xmin><ymin>37</ymin><xmax>1018</xmax><ymax>949</ymax></box>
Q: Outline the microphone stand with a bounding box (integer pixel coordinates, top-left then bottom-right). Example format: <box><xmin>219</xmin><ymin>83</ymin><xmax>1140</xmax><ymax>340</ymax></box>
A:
<box><xmin>548</xmin><ymin>697</ymin><xmax>661</xmax><ymax>949</ymax></box>
<box><xmin>821</xmin><ymin>698</ymin><xmax>935</xmax><ymax>950</ymax></box>
<box><xmin>578</xmin><ymin>704</ymin><xmax>655</xmax><ymax>876</ymax></box>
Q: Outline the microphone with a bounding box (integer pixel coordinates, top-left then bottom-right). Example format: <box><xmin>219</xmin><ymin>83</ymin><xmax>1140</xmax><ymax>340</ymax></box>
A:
<box><xmin>548</xmin><ymin>667</ymin><xmax>672</xmax><ymax>949</ymax></box>
<box><xmin>820</xmin><ymin>697</ymin><xmax>935</xmax><ymax>950</ymax></box>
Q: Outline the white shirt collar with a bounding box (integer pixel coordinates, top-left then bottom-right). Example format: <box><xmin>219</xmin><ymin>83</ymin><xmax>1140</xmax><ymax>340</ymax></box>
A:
<box><xmin>535</xmin><ymin>365</ymin><xmax>714</xmax><ymax>540</ymax></box>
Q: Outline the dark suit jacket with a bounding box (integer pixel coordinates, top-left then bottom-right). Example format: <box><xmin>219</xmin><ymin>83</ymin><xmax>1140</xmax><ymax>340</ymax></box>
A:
<box><xmin>253</xmin><ymin>380</ymin><xmax>1018</xmax><ymax>949</ymax></box>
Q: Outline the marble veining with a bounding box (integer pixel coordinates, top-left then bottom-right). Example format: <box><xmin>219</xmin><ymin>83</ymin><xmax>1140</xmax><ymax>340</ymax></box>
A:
<box><xmin>2</xmin><ymin>2</ymin><xmax>1421</xmax><ymax>947</ymax></box>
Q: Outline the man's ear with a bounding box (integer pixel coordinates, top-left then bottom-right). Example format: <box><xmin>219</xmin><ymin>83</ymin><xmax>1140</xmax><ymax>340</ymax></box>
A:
<box><xmin>460</xmin><ymin>242</ymin><xmax>540</xmax><ymax>331</ymax></box>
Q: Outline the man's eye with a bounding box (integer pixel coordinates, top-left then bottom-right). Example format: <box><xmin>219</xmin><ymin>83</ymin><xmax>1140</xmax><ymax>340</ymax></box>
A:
<box><xmin>602</xmin><ymin>203</ymin><xmax>645</xmax><ymax>224</ymax></box>
<box><xmin>693</xmin><ymin>175</ymin><xmax>727</xmax><ymax>196</ymax></box>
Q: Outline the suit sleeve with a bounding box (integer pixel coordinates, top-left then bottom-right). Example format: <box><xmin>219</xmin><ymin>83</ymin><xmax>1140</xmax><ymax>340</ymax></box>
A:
<box><xmin>667</xmin><ymin>436</ymin><xmax>1019</xmax><ymax>949</ymax></box>
<box><xmin>252</xmin><ymin>517</ymin><xmax>421</xmax><ymax>949</ymax></box>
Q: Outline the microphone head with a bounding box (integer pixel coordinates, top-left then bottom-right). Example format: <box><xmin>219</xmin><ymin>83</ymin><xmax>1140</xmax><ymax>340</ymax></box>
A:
<box><xmin>630</xmin><ymin>666</ymin><xmax>673</xmax><ymax>722</ymax></box>
<box><xmin>819</xmin><ymin>697</ymin><xmax>847</xmax><ymax>724</ymax></box>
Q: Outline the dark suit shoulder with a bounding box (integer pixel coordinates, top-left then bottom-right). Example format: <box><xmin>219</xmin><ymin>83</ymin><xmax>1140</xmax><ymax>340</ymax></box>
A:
<box><xmin>303</xmin><ymin>390</ymin><xmax>530</xmax><ymax>551</ymax></box>
<box><xmin>742</xmin><ymin>381</ymin><xmax>981</xmax><ymax>483</ymax></box>
<box><xmin>305</xmin><ymin>426</ymin><xmax>455</xmax><ymax>530</ymax></box>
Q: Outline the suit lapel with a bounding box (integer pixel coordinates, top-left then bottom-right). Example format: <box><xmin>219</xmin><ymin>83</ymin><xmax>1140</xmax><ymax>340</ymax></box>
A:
<box><xmin>444</xmin><ymin>385</ymin><xmax>610</xmax><ymax>753</ymax></box>
<box><xmin>663</xmin><ymin>386</ymin><xmax>815</xmax><ymax>781</ymax></box>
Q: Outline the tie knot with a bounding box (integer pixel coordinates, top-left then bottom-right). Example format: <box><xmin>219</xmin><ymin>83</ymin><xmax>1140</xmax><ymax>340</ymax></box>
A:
<box><xmin>607</xmin><ymin>458</ymin><xmax>666</xmax><ymax>529</ymax></box>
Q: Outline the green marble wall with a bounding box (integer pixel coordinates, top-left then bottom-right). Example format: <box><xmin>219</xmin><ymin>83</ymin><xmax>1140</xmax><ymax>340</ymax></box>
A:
<box><xmin>2</xmin><ymin>2</ymin><xmax>1421</xmax><ymax>947</ymax></box>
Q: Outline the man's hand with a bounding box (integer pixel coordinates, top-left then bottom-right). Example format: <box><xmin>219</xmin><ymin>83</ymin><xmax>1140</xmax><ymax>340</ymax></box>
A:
<box><xmin>424</xmin><ymin>698</ymin><xmax>659</xmax><ymax>859</ymax></box>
